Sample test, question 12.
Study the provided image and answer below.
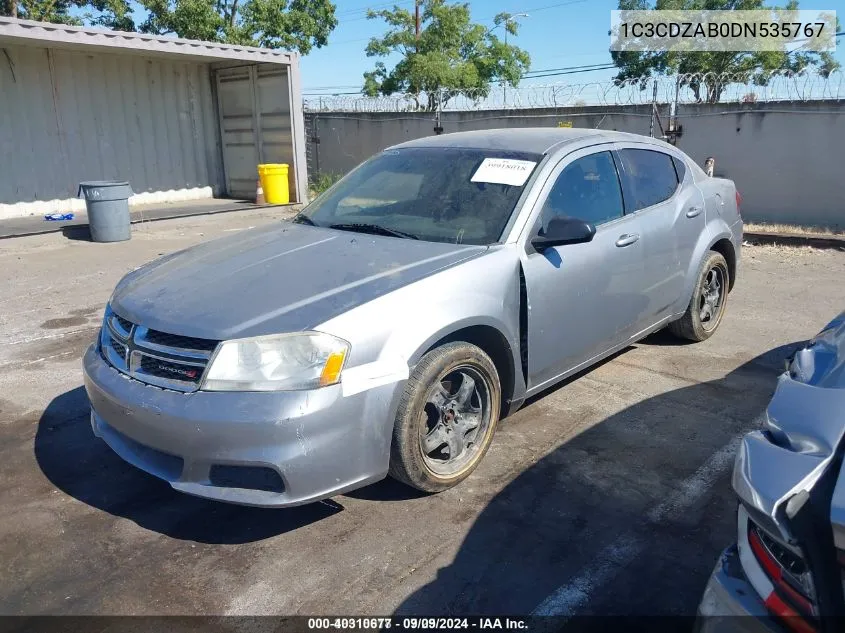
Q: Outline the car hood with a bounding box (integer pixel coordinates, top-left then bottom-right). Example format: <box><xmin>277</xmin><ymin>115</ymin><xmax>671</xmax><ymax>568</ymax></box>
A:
<box><xmin>732</xmin><ymin>311</ymin><xmax>845</xmax><ymax>545</ymax></box>
<box><xmin>110</xmin><ymin>222</ymin><xmax>486</xmax><ymax>340</ymax></box>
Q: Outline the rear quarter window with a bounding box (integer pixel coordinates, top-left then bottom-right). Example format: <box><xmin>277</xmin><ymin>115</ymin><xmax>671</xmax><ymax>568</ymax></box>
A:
<box><xmin>619</xmin><ymin>149</ymin><xmax>680</xmax><ymax>212</ymax></box>
<box><xmin>672</xmin><ymin>156</ymin><xmax>687</xmax><ymax>183</ymax></box>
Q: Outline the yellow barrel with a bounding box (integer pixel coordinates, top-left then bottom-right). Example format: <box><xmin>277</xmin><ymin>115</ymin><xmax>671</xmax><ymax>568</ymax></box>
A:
<box><xmin>257</xmin><ymin>163</ymin><xmax>290</xmax><ymax>204</ymax></box>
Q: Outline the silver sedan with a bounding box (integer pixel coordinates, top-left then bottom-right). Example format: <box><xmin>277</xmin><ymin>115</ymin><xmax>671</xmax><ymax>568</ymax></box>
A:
<box><xmin>83</xmin><ymin>128</ymin><xmax>743</xmax><ymax>507</ymax></box>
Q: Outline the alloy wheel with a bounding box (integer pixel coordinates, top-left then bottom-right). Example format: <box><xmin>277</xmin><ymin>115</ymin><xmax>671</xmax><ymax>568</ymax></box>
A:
<box><xmin>699</xmin><ymin>263</ymin><xmax>727</xmax><ymax>331</ymax></box>
<box><xmin>419</xmin><ymin>365</ymin><xmax>493</xmax><ymax>477</ymax></box>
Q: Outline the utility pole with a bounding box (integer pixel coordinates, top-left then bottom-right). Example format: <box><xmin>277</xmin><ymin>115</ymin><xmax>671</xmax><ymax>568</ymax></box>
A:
<box><xmin>503</xmin><ymin>26</ymin><xmax>508</xmax><ymax>106</ymax></box>
<box><xmin>499</xmin><ymin>13</ymin><xmax>528</xmax><ymax>109</ymax></box>
<box><xmin>667</xmin><ymin>74</ymin><xmax>681</xmax><ymax>145</ymax></box>
<box><xmin>649</xmin><ymin>79</ymin><xmax>658</xmax><ymax>138</ymax></box>
<box><xmin>434</xmin><ymin>87</ymin><xmax>443</xmax><ymax>135</ymax></box>
<box><xmin>415</xmin><ymin>0</ymin><xmax>421</xmax><ymax>109</ymax></box>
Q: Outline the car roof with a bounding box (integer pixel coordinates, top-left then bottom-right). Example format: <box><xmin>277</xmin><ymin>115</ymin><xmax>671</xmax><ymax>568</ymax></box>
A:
<box><xmin>386</xmin><ymin>128</ymin><xmax>673</xmax><ymax>156</ymax></box>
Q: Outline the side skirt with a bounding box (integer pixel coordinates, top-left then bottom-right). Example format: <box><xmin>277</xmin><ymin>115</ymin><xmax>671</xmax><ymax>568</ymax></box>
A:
<box><xmin>523</xmin><ymin>313</ymin><xmax>680</xmax><ymax>399</ymax></box>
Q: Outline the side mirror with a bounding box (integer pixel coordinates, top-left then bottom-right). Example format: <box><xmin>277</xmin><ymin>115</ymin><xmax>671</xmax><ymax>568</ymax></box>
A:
<box><xmin>531</xmin><ymin>217</ymin><xmax>596</xmax><ymax>251</ymax></box>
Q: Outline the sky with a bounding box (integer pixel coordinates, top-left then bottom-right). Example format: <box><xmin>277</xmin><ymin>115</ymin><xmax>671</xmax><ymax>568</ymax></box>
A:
<box><xmin>106</xmin><ymin>0</ymin><xmax>844</xmax><ymax>96</ymax></box>
<box><xmin>300</xmin><ymin>0</ymin><xmax>845</xmax><ymax>96</ymax></box>
<box><xmin>301</xmin><ymin>0</ymin><xmax>622</xmax><ymax>94</ymax></box>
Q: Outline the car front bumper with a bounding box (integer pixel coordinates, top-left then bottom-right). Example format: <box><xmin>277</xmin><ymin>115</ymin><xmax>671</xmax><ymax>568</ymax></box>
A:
<box><xmin>695</xmin><ymin>546</ymin><xmax>786</xmax><ymax>633</ymax></box>
<box><xmin>82</xmin><ymin>343</ymin><xmax>401</xmax><ymax>507</ymax></box>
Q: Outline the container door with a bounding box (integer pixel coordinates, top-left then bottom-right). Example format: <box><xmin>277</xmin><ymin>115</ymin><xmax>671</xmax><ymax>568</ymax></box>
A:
<box><xmin>215</xmin><ymin>66</ymin><xmax>260</xmax><ymax>198</ymax></box>
<box><xmin>215</xmin><ymin>65</ymin><xmax>296</xmax><ymax>201</ymax></box>
<box><xmin>255</xmin><ymin>66</ymin><xmax>296</xmax><ymax>199</ymax></box>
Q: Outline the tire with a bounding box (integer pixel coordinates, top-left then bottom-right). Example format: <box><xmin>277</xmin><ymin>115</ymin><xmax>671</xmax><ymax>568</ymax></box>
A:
<box><xmin>668</xmin><ymin>251</ymin><xmax>730</xmax><ymax>342</ymax></box>
<box><xmin>388</xmin><ymin>342</ymin><xmax>501</xmax><ymax>493</ymax></box>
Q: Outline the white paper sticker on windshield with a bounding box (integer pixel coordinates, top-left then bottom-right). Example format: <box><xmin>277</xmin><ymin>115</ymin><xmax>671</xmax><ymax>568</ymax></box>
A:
<box><xmin>471</xmin><ymin>158</ymin><xmax>537</xmax><ymax>186</ymax></box>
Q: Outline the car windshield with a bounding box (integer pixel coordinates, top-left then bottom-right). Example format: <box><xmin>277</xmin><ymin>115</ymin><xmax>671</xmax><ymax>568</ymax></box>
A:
<box><xmin>298</xmin><ymin>147</ymin><xmax>543</xmax><ymax>245</ymax></box>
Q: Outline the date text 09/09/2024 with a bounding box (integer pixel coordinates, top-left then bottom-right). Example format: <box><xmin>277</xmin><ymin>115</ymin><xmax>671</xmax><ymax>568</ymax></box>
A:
<box><xmin>307</xmin><ymin>618</ymin><xmax>529</xmax><ymax>630</ymax></box>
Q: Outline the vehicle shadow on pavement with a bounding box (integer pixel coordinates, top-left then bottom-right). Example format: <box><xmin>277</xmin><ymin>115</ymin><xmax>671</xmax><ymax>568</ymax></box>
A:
<box><xmin>637</xmin><ymin>327</ymin><xmax>700</xmax><ymax>347</ymax></box>
<box><xmin>393</xmin><ymin>340</ymin><xmax>803</xmax><ymax>618</ymax></box>
<box><xmin>345</xmin><ymin>477</ymin><xmax>429</xmax><ymax>502</ymax></box>
<box><xmin>33</xmin><ymin>387</ymin><xmax>338</xmax><ymax>544</ymax></box>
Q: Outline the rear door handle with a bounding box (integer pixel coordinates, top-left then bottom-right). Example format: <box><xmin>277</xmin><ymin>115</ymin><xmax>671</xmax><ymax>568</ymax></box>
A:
<box><xmin>615</xmin><ymin>233</ymin><xmax>640</xmax><ymax>247</ymax></box>
<box><xmin>686</xmin><ymin>206</ymin><xmax>704</xmax><ymax>218</ymax></box>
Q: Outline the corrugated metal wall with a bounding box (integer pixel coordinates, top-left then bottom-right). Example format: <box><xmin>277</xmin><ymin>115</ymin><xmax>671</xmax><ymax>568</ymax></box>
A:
<box><xmin>0</xmin><ymin>45</ymin><xmax>224</xmax><ymax>217</ymax></box>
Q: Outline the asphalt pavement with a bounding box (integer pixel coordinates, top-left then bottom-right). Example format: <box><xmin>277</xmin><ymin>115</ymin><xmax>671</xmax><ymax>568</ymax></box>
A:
<box><xmin>1</xmin><ymin>211</ymin><xmax>842</xmax><ymax>617</ymax></box>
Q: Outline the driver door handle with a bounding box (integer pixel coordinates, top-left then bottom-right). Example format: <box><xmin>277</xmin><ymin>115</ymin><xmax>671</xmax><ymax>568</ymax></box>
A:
<box><xmin>615</xmin><ymin>233</ymin><xmax>640</xmax><ymax>247</ymax></box>
<box><xmin>686</xmin><ymin>206</ymin><xmax>704</xmax><ymax>218</ymax></box>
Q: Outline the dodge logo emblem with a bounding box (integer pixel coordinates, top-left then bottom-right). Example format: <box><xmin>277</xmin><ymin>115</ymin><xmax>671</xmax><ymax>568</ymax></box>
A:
<box><xmin>158</xmin><ymin>364</ymin><xmax>198</xmax><ymax>379</ymax></box>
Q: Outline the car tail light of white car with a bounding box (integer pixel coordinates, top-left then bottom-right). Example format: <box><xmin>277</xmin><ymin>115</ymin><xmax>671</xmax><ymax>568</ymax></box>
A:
<box><xmin>737</xmin><ymin>505</ymin><xmax>819</xmax><ymax>633</ymax></box>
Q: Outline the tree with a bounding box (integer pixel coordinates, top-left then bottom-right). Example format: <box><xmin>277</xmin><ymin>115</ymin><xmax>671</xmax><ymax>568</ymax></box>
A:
<box><xmin>1</xmin><ymin>0</ymin><xmax>134</xmax><ymax>29</ymax></box>
<box><xmin>1</xmin><ymin>0</ymin><xmax>338</xmax><ymax>54</ymax></box>
<box><xmin>363</xmin><ymin>0</ymin><xmax>531</xmax><ymax>110</ymax></box>
<box><xmin>611</xmin><ymin>0</ymin><xmax>840</xmax><ymax>103</ymax></box>
<box><xmin>138</xmin><ymin>0</ymin><xmax>338</xmax><ymax>53</ymax></box>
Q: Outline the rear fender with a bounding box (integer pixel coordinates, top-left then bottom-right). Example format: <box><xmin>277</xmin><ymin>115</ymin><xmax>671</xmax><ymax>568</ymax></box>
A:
<box><xmin>673</xmin><ymin>221</ymin><xmax>735</xmax><ymax>316</ymax></box>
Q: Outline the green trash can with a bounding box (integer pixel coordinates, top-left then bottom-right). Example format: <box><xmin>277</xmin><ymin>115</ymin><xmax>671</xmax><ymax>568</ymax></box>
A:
<box><xmin>78</xmin><ymin>181</ymin><xmax>132</xmax><ymax>243</ymax></box>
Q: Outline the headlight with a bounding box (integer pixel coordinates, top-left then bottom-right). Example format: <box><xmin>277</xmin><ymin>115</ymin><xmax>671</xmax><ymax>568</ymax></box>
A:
<box><xmin>202</xmin><ymin>332</ymin><xmax>349</xmax><ymax>392</ymax></box>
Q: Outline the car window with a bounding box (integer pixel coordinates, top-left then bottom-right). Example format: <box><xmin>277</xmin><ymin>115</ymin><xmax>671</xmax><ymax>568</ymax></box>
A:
<box><xmin>301</xmin><ymin>147</ymin><xmax>542</xmax><ymax>245</ymax></box>
<box><xmin>337</xmin><ymin>171</ymin><xmax>424</xmax><ymax>212</ymax></box>
<box><xmin>672</xmin><ymin>156</ymin><xmax>686</xmax><ymax>183</ymax></box>
<box><xmin>619</xmin><ymin>149</ymin><xmax>680</xmax><ymax>211</ymax></box>
<box><xmin>539</xmin><ymin>151</ymin><xmax>624</xmax><ymax>230</ymax></box>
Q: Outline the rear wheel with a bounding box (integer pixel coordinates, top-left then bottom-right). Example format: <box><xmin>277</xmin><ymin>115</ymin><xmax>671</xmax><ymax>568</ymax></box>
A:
<box><xmin>668</xmin><ymin>251</ymin><xmax>730</xmax><ymax>342</ymax></box>
<box><xmin>388</xmin><ymin>342</ymin><xmax>501</xmax><ymax>493</ymax></box>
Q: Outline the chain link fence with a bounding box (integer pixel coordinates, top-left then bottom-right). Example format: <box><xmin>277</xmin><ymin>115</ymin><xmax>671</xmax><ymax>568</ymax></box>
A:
<box><xmin>304</xmin><ymin>69</ymin><xmax>844</xmax><ymax>112</ymax></box>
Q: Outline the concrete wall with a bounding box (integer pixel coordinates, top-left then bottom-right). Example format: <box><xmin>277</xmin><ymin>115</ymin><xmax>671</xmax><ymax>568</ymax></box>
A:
<box><xmin>306</xmin><ymin>106</ymin><xmax>654</xmax><ymax>178</ymax></box>
<box><xmin>0</xmin><ymin>44</ymin><xmax>224</xmax><ymax>219</ymax></box>
<box><xmin>306</xmin><ymin>101</ymin><xmax>845</xmax><ymax>227</ymax></box>
<box><xmin>677</xmin><ymin>101</ymin><xmax>844</xmax><ymax>226</ymax></box>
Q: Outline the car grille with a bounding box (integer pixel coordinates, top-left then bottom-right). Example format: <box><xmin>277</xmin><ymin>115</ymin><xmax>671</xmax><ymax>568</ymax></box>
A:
<box><xmin>109</xmin><ymin>337</ymin><xmax>128</xmax><ymax>359</ymax></box>
<box><xmin>100</xmin><ymin>308</ymin><xmax>219</xmax><ymax>392</ymax></box>
<box><xmin>114</xmin><ymin>314</ymin><xmax>133</xmax><ymax>335</ymax></box>
<box><xmin>142</xmin><ymin>328</ymin><xmax>220</xmax><ymax>352</ymax></box>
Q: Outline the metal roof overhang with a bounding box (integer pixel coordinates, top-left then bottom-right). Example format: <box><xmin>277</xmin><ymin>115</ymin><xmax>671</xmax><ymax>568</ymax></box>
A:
<box><xmin>0</xmin><ymin>16</ymin><xmax>296</xmax><ymax>65</ymax></box>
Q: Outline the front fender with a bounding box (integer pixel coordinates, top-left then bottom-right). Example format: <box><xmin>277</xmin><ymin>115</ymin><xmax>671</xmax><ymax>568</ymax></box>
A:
<box><xmin>317</xmin><ymin>247</ymin><xmax>524</xmax><ymax>412</ymax></box>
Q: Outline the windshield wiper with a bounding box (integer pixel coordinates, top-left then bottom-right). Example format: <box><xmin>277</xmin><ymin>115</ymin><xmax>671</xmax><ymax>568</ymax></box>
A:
<box><xmin>328</xmin><ymin>223</ymin><xmax>419</xmax><ymax>240</ymax></box>
<box><xmin>292</xmin><ymin>214</ymin><xmax>318</xmax><ymax>226</ymax></box>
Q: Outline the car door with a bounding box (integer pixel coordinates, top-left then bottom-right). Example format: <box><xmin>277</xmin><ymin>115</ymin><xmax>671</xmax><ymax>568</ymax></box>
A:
<box><xmin>616</xmin><ymin>146</ymin><xmax>706</xmax><ymax>322</ymax></box>
<box><xmin>520</xmin><ymin>148</ymin><xmax>649</xmax><ymax>393</ymax></box>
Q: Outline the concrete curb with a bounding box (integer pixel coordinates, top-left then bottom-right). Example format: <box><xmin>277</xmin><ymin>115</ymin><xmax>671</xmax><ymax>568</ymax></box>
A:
<box><xmin>0</xmin><ymin>202</ymin><xmax>301</xmax><ymax>240</ymax></box>
<box><xmin>743</xmin><ymin>231</ymin><xmax>845</xmax><ymax>250</ymax></box>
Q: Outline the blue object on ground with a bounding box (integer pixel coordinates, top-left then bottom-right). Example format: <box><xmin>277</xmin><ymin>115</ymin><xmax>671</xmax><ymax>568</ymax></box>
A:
<box><xmin>44</xmin><ymin>213</ymin><xmax>75</xmax><ymax>221</ymax></box>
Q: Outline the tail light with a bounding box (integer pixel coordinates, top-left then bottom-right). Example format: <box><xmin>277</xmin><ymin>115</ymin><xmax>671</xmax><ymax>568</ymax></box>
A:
<box><xmin>735</xmin><ymin>190</ymin><xmax>743</xmax><ymax>219</ymax></box>
<box><xmin>748</xmin><ymin>521</ymin><xmax>818</xmax><ymax>632</ymax></box>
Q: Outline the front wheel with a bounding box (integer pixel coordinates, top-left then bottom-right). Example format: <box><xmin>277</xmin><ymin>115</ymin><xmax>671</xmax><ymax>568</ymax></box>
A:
<box><xmin>388</xmin><ymin>342</ymin><xmax>501</xmax><ymax>493</ymax></box>
<box><xmin>668</xmin><ymin>251</ymin><xmax>730</xmax><ymax>342</ymax></box>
